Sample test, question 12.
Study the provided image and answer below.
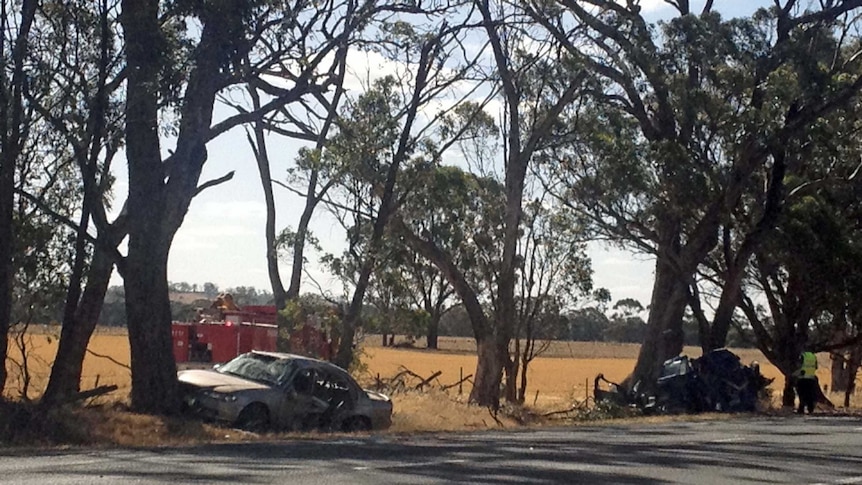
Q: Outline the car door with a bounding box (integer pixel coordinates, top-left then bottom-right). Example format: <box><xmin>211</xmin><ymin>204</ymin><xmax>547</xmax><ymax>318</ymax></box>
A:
<box><xmin>279</xmin><ymin>367</ymin><xmax>330</xmax><ymax>430</ymax></box>
<box><xmin>313</xmin><ymin>367</ymin><xmax>359</xmax><ymax>429</ymax></box>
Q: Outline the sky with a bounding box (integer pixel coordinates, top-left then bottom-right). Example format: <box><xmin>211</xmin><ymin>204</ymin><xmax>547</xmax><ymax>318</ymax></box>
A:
<box><xmin>109</xmin><ymin>0</ymin><xmax>772</xmax><ymax>309</ymax></box>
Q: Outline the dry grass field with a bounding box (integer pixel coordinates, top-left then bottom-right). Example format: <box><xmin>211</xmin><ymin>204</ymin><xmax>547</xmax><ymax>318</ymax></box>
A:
<box><xmin>3</xmin><ymin>326</ymin><xmax>858</xmax><ymax>444</ymax></box>
<box><xmin>359</xmin><ymin>337</ymin><xmax>801</xmax><ymax>410</ymax></box>
<box><xmin>4</xmin><ymin>328</ymin><xmax>845</xmax><ymax>403</ymax></box>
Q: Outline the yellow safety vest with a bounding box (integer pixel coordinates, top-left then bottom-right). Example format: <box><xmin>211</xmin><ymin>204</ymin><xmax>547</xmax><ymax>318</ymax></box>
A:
<box><xmin>799</xmin><ymin>351</ymin><xmax>818</xmax><ymax>379</ymax></box>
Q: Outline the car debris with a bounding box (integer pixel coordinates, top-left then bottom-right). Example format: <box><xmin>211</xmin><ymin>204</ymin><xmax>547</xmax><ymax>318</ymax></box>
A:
<box><xmin>595</xmin><ymin>348</ymin><xmax>772</xmax><ymax>414</ymax></box>
<box><xmin>179</xmin><ymin>351</ymin><xmax>393</xmax><ymax>432</ymax></box>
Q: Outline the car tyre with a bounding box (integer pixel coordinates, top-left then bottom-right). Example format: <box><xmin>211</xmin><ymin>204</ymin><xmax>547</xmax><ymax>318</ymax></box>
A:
<box><xmin>236</xmin><ymin>403</ymin><xmax>269</xmax><ymax>432</ymax></box>
<box><xmin>341</xmin><ymin>416</ymin><xmax>372</xmax><ymax>432</ymax></box>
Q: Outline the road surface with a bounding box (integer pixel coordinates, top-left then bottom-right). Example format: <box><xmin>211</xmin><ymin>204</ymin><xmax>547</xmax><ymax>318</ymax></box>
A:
<box><xmin>1</xmin><ymin>415</ymin><xmax>860</xmax><ymax>484</ymax></box>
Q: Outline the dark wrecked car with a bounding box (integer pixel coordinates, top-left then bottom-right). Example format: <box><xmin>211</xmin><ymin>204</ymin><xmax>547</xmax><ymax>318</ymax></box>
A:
<box><xmin>178</xmin><ymin>351</ymin><xmax>392</xmax><ymax>432</ymax></box>
<box><xmin>595</xmin><ymin>348</ymin><xmax>772</xmax><ymax>414</ymax></box>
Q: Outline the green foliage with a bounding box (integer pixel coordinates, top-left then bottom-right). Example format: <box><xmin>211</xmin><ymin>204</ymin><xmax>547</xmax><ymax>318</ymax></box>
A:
<box><xmin>12</xmin><ymin>192</ymin><xmax>77</xmax><ymax>326</ymax></box>
<box><xmin>278</xmin><ymin>294</ymin><xmax>341</xmax><ymax>335</ymax></box>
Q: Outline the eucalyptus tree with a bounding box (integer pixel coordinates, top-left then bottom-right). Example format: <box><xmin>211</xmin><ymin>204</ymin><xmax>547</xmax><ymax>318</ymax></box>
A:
<box><xmin>393</xmin><ymin>165</ymin><xmax>504</xmax><ymax>369</ymax></box>
<box><xmin>369</xmin><ymin>104</ymin><xmax>500</xmax><ymax>352</ymax></box>
<box><xmin>322</xmin><ymin>70</ymin><xmax>482</xmax><ymax>367</ymax></box>
<box><xmin>413</xmin><ymin>0</ymin><xmax>590</xmax><ymax>408</ymax></box>
<box><xmin>233</xmin><ymin>28</ymin><xmax>351</xmax><ymax>313</ymax></box>
<box><xmin>1</xmin><ymin>0</ymin><xmax>86</xmax><ymax>399</ymax></box>
<box><xmin>15</xmin><ymin>0</ymin><xmax>131</xmax><ymax>407</ymax></box>
<box><xmin>508</xmin><ymin>197</ymin><xmax>592</xmax><ymax>402</ymax></box>
<box><xmin>382</xmin><ymin>0</ymin><xmax>593</xmax><ymax>407</ymax></box>
<box><xmin>305</xmin><ymin>12</ymin><xmax>493</xmax><ymax>369</ymax></box>
<box><xmin>120</xmin><ymin>0</ymin><xmax>383</xmax><ymax>413</ymax></box>
<box><xmin>0</xmin><ymin>0</ymin><xmax>39</xmax><ymax>397</ymax></box>
<box><xmin>530</xmin><ymin>0</ymin><xmax>862</xmax><ymax>388</ymax></box>
<box><xmin>383</xmin><ymin>241</ymin><xmax>456</xmax><ymax>350</ymax></box>
<box><xmin>344</xmin><ymin>216</ymin><xmax>456</xmax><ymax>350</ymax></box>
<box><xmin>737</xmin><ymin>169</ymin><xmax>862</xmax><ymax>405</ymax></box>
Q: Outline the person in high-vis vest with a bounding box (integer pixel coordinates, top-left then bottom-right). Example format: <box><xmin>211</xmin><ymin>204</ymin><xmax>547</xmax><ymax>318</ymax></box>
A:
<box><xmin>794</xmin><ymin>350</ymin><xmax>819</xmax><ymax>414</ymax></box>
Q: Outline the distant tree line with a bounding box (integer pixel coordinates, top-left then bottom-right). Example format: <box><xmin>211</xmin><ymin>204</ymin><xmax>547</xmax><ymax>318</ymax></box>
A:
<box><xmin>117</xmin><ymin>281</ymin><xmax>759</xmax><ymax>350</ymax></box>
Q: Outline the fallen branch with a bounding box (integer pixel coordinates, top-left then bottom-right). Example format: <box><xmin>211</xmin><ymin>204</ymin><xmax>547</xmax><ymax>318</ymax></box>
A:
<box><xmin>441</xmin><ymin>374</ymin><xmax>473</xmax><ymax>391</ymax></box>
<box><xmin>86</xmin><ymin>349</ymin><xmax>131</xmax><ymax>370</ymax></box>
<box><xmin>487</xmin><ymin>406</ymin><xmax>503</xmax><ymax>427</ymax></box>
<box><xmin>74</xmin><ymin>384</ymin><xmax>119</xmax><ymax>402</ymax></box>
<box><xmin>415</xmin><ymin>371</ymin><xmax>442</xmax><ymax>390</ymax></box>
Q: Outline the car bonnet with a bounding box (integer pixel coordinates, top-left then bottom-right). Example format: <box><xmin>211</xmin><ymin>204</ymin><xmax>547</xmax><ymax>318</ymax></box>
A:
<box><xmin>178</xmin><ymin>369</ymin><xmax>271</xmax><ymax>393</ymax></box>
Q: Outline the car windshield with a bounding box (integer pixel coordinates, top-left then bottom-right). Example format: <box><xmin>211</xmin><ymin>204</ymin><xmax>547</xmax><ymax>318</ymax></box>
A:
<box><xmin>217</xmin><ymin>353</ymin><xmax>295</xmax><ymax>386</ymax></box>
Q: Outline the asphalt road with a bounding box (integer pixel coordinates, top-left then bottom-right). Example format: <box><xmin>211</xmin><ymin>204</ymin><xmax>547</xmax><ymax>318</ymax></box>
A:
<box><xmin>1</xmin><ymin>415</ymin><xmax>861</xmax><ymax>484</ymax></box>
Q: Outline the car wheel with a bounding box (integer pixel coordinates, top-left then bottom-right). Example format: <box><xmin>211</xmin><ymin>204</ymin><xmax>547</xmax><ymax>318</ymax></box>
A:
<box><xmin>236</xmin><ymin>403</ymin><xmax>270</xmax><ymax>432</ymax></box>
<box><xmin>341</xmin><ymin>416</ymin><xmax>372</xmax><ymax>433</ymax></box>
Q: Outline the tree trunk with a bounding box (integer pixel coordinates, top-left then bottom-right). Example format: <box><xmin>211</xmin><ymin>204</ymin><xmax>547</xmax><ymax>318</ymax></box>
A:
<box><xmin>426</xmin><ymin>314</ymin><xmax>439</xmax><ymax>350</ymax></box>
<box><xmin>249</xmin><ymin>104</ymin><xmax>286</xmax><ymax>312</ymax></box>
<box><xmin>0</xmin><ymin>144</ymin><xmax>12</xmax><ymax>398</ymax></box>
<box><xmin>0</xmin><ymin>0</ymin><xmax>38</xmax><ymax>397</ymax></box>
<box><xmin>334</xmin><ymin>259</ymin><xmax>374</xmax><ymax>369</ymax></box>
<box><xmin>286</xmin><ymin>199</ymin><xmax>316</xmax><ymax>301</ymax></box>
<box><xmin>470</xmin><ymin>337</ymin><xmax>505</xmax><ymax>409</ymax></box>
<box><xmin>396</xmin><ymin>217</ymin><xmax>500</xmax><ymax>405</ymax></box>
<box><xmin>843</xmin><ymin>347</ymin><xmax>861</xmax><ymax>407</ymax></box>
<box><xmin>831</xmin><ymin>352</ymin><xmax>849</xmax><ymax>393</ymax></box>
<box><xmin>630</xmin><ymin>255</ymin><xmax>689</xmax><ymax>389</ymax></box>
<box><xmin>122</xmin><ymin>0</ymin><xmax>180</xmax><ymax>414</ymax></box>
<box><xmin>518</xmin><ymin>353</ymin><xmax>529</xmax><ymax>404</ymax></box>
<box><xmin>503</xmin><ymin>339</ymin><xmax>519</xmax><ymax>403</ymax></box>
<box><xmin>709</xmin><ymin>146</ymin><xmax>786</xmax><ymax>349</ymax></box>
<box><xmin>782</xmin><ymin>377</ymin><xmax>796</xmax><ymax>408</ymax></box>
<box><xmin>42</xmin><ymin>245</ymin><xmax>115</xmax><ymax>405</ymax></box>
<box><xmin>0</xmin><ymin>127</ymin><xmax>13</xmax><ymax>398</ymax></box>
<box><xmin>286</xmin><ymin>44</ymin><xmax>347</xmax><ymax>302</ymax></box>
<box><xmin>125</xmin><ymin>239</ymin><xmax>180</xmax><ymax>413</ymax></box>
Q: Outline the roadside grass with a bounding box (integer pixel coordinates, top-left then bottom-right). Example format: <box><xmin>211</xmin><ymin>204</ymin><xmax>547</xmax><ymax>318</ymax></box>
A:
<box><xmin>2</xmin><ymin>327</ymin><xmax>860</xmax><ymax>448</ymax></box>
<box><xmin>0</xmin><ymin>400</ymin><xmax>260</xmax><ymax>448</ymax></box>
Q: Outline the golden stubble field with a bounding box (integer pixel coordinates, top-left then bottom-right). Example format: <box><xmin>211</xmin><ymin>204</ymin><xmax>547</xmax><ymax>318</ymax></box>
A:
<box><xmin>5</xmin><ymin>327</ymin><xmax>815</xmax><ymax>411</ymax></box>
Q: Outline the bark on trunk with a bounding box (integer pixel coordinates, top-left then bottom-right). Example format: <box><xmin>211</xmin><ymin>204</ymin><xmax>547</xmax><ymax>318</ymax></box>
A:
<box><xmin>0</xmin><ymin>135</ymin><xmax>13</xmax><ymax>398</ymax></box>
<box><xmin>42</xmin><ymin>245</ymin><xmax>115</xmax><ymax>405</ymax></box>
<box><xmin>470</xmin><ymin>337</ymin><xmax>505</xmax><ymax>409</ymax></box>
<box><xmin>334</xmin><ymin>259</ymin><xmax>374</xmax><ymax>369</ymax></box>
<box><xmin>843</xmin><ymin>347</ymin><xmax>861</xmax><ymax>407</ymax></box>
<box><xmin>518</xmin><ymin>344</ymin><xmax>530</xmax><ymax>404</ymax></box>
<box><xmin>0</xmin><ymin>0</ymin><xmax>38</xmax><ymax>397</ymax></box>
<box><xmin>251</xmin><ymin>116</ymin><xmax>286</xmax><ymax>312</ymax></box>
<box><xmin>831</xmin><ymin>352</ymin><xmax>850</xmax><ymax>393</ymax></box>
<box><xmin>426</xmin><ymin>315</ymin><xmax>439</xmax><ymax>350</ymax></box>
<box><xmin>630</xmin><ymin>256</ymin><xmax>689</xmax><ymax>389</ymax></box>
<box><xmin>125</xmin><ymin>244</ymin><xmax>180</xmax><ymax>413</ymax></box>
<box><xmin>782</xmin><ymin>377</ymin><xmax>796</xmax><ymax>408</ymax></box>
<box><xmin>0</xmin><ymin>147</ymin><xmax>12</xmax><ymax>397</ymax></box>
<box><xmin>395</xmin><ymin>218</ymin><xmax>500</xmax><ymax>405</ymax></box>
<box><xmin>286</xmin><ymin>201</ymin><xmax>314</xmax><ymax>301</ymax></box>
<box><xmin>122</xmin><ymin>0</ymin><xmax>181</xmax><ymax>414</ymax></box>
<box><xmin>503</xmin><ymin>342</ymin><xmax>519</xmax><ymax>404</ymax></box>
<box><xmin>709</xmin><ymin>146</ymin><xmax>786</xmax><ymax>349</ymax></box>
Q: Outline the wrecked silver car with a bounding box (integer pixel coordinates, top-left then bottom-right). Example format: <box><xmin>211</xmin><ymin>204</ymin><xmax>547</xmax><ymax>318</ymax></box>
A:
<box><xmin>178</xmin><ymin>351</ymin><xmax>393</xmax><ymax>432</ymax></box>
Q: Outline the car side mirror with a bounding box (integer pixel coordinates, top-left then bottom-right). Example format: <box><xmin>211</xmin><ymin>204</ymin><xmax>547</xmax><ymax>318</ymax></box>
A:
<box><xmin>212</xmin><ymin>363</ymin><xmax>221</xmax><ymax>370</ymax></box>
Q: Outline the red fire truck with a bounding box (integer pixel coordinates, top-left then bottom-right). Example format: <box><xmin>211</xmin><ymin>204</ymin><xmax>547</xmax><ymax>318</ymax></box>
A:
<box><xmin>171</xmin><ymin>295</ymin><xmax>332</xmax><ymax>363</ymax></box>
